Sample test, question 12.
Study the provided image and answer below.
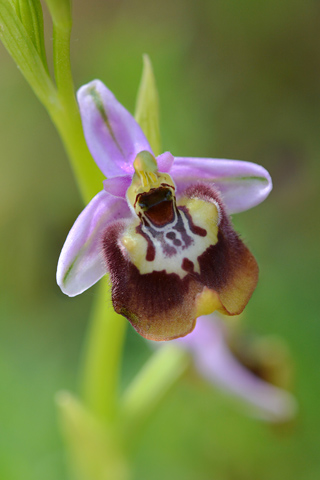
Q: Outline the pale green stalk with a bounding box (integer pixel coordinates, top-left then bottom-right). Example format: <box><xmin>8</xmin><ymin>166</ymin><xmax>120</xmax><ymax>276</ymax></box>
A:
<box><xmin>50</xmin><ymin>104</ymin><xmax>104</xmax><ymax>203</ymax></box>
<box><xmin>80</xmin><ymin>277</ymin><xmax>127</xmax><ymax>421</ymax></box>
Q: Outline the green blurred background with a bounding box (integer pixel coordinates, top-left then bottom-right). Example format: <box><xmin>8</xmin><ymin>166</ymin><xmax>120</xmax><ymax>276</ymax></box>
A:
<box><xmin>0</xmin><ymin>0</ymin><xmax>319</xmax><ymax>478</ymax></box>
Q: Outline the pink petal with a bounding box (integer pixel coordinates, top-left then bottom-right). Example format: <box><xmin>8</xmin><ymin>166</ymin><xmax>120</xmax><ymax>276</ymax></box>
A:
<box><xmin>57</xmin><ymin>191</ymin><xmax>131</xmax><ymax>297</ymax></box>
<box><xmin>77</xmin><ymin>80</ymin><xmax>153</xmax><ymax>178</ymax></box>
<box><xmin>171</xmin><ymin>157</ymin><xmax>272</xmax><ymax>214</ymax></box>
<box><xmin>156</xmin><ymin>151</ymin><xmax>174</xmax><ymax>173</ymax></box>
<box><xmin>103</xmin><ymin>175</ymin><xmax>132</xmax><ymax>198</ymax></box>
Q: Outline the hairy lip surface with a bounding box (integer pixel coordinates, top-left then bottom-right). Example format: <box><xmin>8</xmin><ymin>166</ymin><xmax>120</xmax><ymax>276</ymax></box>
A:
<box><xmin>102</xmin><ymin>183</ymin><xmax>258</xmax><ymax>341</ymax></box>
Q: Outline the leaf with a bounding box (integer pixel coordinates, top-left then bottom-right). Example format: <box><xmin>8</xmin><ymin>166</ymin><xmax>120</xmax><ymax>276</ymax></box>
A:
<box><xmin>14</xmin><ymin>0</ymin><xmax>48</xmax><ymax>70</ymax></box>
<box><xmin>0</xmin><ymin>0</ymin><xmax>57</xmax><ymax>109</ymax></box>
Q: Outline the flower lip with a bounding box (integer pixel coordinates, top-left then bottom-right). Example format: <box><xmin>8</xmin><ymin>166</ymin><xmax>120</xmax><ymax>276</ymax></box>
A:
<box><xmin>103</xmin><ymin>182</ymin><xmax>259</xmax><ymax>341</ymax></box>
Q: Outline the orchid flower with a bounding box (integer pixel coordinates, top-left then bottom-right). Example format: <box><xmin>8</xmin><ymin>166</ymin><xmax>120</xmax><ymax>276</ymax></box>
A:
<box><xmin>173</xmin><ymin>314</ymin><xmax>297</xmax><ymax>422</ymax></box>
<box><xmin>57</xmin><ymin>80</ymin><xmax>272</xmax><ymax>341</ymax></box>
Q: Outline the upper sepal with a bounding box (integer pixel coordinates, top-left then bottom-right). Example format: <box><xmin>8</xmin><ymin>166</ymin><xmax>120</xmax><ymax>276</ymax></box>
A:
<box><xmin>77</xmin><ymin>80</ymin><xmax>153</xmax><ymax>178</ymax></box>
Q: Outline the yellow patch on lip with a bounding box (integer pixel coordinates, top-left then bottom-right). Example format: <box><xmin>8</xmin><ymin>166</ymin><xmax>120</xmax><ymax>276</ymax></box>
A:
<box><xmin>121</xmin><ymin>231</ymin><xmax>136</xmax><ymax>251</ymax></box>
<box><xmin>195</xmin><ymin>287</ymin><xmax>223</xmax><ymax>317</ymax></box>
<box><xmin>179</xmin><ymin>196</ymin><xmax>220</xmax><ymax>232</ymax></box>
<box><xmin>121</xmin><ymin>221</ymin><xmax>148</xmax><ymax>269</ymax></box>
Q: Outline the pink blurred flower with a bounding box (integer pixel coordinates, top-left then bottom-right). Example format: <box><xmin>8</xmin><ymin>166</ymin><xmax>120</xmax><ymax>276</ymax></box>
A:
<box><xmin>174</xmin><ymin>315</ymin><xmax>297</xmax><ymax>422</ymax></box>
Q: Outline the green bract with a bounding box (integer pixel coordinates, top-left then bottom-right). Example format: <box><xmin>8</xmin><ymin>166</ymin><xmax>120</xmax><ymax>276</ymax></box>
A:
<box><xmin>12</xmin><ymin>0</ymin><xmax>48</xmax><ymax>70</ymax></box>
<box><xmin>0</xmin><ymin>0</ymin><xmax>57</xmax><ymax>108</ymax></box>
<box><xmin>135</xmin><ymin>54</ymin><xmax>161</xmax><ymax>157</ymax></box>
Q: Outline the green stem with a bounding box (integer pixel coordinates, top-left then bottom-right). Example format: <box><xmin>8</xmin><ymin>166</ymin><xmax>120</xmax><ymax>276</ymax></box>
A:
<box><xmin>50</xmin><ymin>103</ymin><xmax>104</xmax><ymax>203</ymax></box>
<box><xmin>48</xmin><ymin>7</ymin><xmax>104</xmax><ymax>203</ymax></box>
<box><xmin>80</xmin><ymin>277</ymin><xmax>127</xmax><ymax>421</ymax></box>
<box><xmin>53</xmin><ymin>22</ymin><xmax>74</xmax><ymax>105</ymax></box>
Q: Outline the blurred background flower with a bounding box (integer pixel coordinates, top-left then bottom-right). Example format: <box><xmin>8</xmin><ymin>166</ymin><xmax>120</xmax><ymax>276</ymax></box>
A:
<box><xmin>0</xmin><ymin>0</ymin><xmax>319</xmax><ymax>479</ymax></box>
<box><xmin>173</xmin><ymin>314</ymin><xmax>297</xmax><ymax>422</ymax></box>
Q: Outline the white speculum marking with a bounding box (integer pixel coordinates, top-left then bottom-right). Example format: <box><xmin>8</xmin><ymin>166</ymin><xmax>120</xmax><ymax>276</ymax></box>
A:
<box><xmin>121</xmin><ymin>195</ymin><xmax>220</xmax><ymax>279</ymax></box>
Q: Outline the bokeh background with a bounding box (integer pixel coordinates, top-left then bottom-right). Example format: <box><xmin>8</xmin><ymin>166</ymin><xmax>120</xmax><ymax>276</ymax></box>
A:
<box><xmin>1</xmin><ymin>0</ymin><xmax>319</xmax><ymax>478</ymax></box>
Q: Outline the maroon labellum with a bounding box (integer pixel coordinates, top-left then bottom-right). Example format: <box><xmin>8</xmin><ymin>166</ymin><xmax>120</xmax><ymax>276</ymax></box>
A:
<box><xmin>103</xmin><ymin>182</ymin><xmax>258</xmax><ymax>341</ymax></box>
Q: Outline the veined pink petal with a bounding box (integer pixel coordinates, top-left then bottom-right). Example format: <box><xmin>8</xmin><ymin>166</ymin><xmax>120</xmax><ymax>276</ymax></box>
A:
<box><xmin>174</xmin><ymin>316</ymin><xmax>297</xmax><ymax>422</ymax></box>
<box><xmin>171</xmin><ymin>157</ymin><xmax>272</xmax><ymax>214</ymax></box>
<box><xmin>103</xmin><ymin>175</ymin><xmax>132</xmax><ymax>198</ymax></box>
<box><xmin>77</xmin><ymin>80</ymin><xmax>153</xmax><ymax>178</ymax></box>
<box><xmin>57</xmin><ymin>191</ymin><xmax>131</xmax><ymax>297</ymax></box>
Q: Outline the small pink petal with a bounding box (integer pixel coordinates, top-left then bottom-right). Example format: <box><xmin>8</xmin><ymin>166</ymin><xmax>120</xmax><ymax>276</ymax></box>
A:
<box><xmin>103</xmin><ymin>175</ymin><xmax>132</xmax><ymax>198</ymax></box>
<box><xmin>156</xmin><ymin>151</ymin><xmax>174</xmax><ymax>173</ymax></box>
